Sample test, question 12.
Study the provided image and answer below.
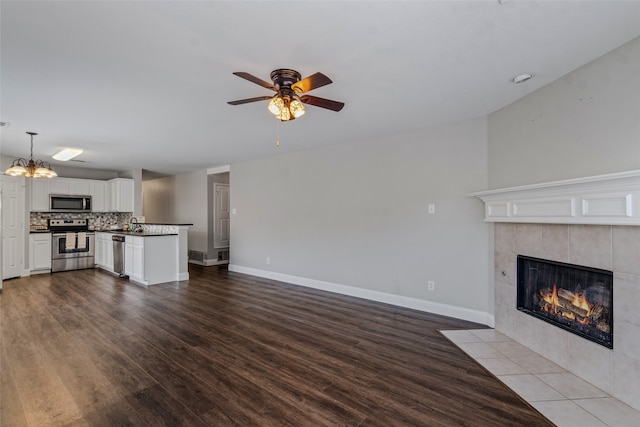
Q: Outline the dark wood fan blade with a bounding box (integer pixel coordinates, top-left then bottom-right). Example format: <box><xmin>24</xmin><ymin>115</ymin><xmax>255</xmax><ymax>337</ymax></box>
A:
<box><xmin>292</xmin><ymin>72</ymin><xmax>333</xmax><ymax>93</ymax></box>
<box><xmin>300</xmin><ymin>95</ymin><xmax>345</xmax><ymax>112</ymax></box>
<box><xmin>232</xmin><ymin>72</ymin><xmax>276</xmax><ymax>90</ymax></box>
<box><xmin>227</xmin><ymin>96</ymin><xmax>273</xmax><ymax>105</ymax></box>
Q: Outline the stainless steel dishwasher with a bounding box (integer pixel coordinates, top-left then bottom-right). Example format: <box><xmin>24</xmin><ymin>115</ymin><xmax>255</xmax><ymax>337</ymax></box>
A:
<box><xmin>112</xmin><ymin>235</ymin><xmax>128</xmax><ymax>278</ymax></box>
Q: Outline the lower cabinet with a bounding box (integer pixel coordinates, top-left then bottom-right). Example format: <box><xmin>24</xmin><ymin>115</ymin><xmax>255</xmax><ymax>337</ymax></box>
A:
<box><xmin>128</xmin><ymin>235</ymin><xmax>178</xmax><ymax>286</ymax></box>
<box><xmin>30</xmin><ymin>233</ymin><xmax>52</xmax><ymax>274</ymax></box>
<box><xmin>96</xmin><ymin>233</ymin><xmax>178</xmax><ymax>286</ymax></box>
<box><xmin>95</xmin><ymin>232</ymin><xmax>114</xmax><ymax>272</ymax></box>
<box><xmin>125</xmin><ymin>235</ymin><xmax>145</xmax><ymax>284</ymax></box>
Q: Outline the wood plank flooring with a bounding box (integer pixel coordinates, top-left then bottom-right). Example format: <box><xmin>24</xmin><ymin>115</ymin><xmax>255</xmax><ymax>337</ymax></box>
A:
<box><xmin>1</xmin><ymin>265</ymin><xmax>554</xmax><ymax>426</ymax></box>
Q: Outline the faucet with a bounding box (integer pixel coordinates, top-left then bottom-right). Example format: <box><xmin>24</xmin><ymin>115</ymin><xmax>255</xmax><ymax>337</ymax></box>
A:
<box><xmin>130</xmin><ymin>217</ymin><xmax>143</xmax><ymax>233</ymax></box>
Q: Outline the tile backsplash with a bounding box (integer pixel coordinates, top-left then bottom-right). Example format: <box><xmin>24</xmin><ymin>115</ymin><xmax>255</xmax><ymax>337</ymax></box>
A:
<box><xmin>30</xmin><ymin>212</ymin><xmax>132</xmax><ymax>231</ymax></box>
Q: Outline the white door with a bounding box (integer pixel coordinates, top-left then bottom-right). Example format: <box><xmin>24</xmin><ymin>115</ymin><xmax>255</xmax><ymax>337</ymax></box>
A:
<box><xmin>213</xmin><ymin>183</ymin><xmax>230</xmax><ymax>248</ymax></box>
<box><xmin>2</xmin><ymin>175</ymin><xmax>25</xmax><ymax>280</ymax></box>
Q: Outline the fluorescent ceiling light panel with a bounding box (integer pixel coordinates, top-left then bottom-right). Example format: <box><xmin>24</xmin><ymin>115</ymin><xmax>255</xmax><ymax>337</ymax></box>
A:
<box><xmin>52</xmin><ymin>148</ymin><xmax>83</xmax><ymax>161</ymax></box>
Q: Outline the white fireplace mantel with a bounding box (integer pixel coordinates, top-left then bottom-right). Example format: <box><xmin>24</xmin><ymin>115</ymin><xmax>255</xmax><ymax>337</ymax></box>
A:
<box><xmin>470</xmin><ymin>170</ymin><xmax>640</xmax><ymax>225</ymax></box>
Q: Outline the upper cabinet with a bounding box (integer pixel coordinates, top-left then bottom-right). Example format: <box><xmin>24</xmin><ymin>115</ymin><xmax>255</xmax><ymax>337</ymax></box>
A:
<box><xmin>109</xmin><ymin>178</ymin><xmax>134</xmax><ymax>213</ymax></box>
<box><xmin>30</xmin><ymin>179</ymin><xmax>51</xmax><ymax>212</ymax></box>
<box><xmin>90</xmin><ymin>180</ymin><xmax>108</xmax><ymax>212</ymax></box>
<box><xmin>29</xmin><ymin>177</ymin><xmax>134</xmax><ymax>213</ymax></box>
<box><xmin>50</xmin><ymin>178</ymin><xmax>91</xmax><ymax>195</ymax></box>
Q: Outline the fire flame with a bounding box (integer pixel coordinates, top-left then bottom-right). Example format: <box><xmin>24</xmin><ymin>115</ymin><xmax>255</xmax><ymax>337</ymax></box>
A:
<box><xmin>542</xmin><ymin>284</ymin><xmax>591</xmax><ymax>320</ymax></box>
<box><xmin>571</xmin><ymin>292</ymin><xmax>591</xmax><ymax>315</ymax></box>
<box><xmin>543</xmin><ymin>284</ymin><xmax>559</xmax><ymax>306</ymax></box>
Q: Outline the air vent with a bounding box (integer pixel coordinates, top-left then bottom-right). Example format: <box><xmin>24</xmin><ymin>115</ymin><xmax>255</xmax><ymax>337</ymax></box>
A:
<box><xmin>218</xmin><ymin>250</ymin><xmax>229</xmax><ymax>261</ymax></box>
<box><xmin>188</xmin><ymin>250</ymin><xmax>205</xmax><ymax>262</ymax></box>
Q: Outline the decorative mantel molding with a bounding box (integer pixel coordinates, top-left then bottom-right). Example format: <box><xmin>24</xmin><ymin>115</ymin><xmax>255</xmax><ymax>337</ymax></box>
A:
<box><xmin>470</xmin><ymin>170</ymin><xmax>640</xmax><ymax>225</ymax></box>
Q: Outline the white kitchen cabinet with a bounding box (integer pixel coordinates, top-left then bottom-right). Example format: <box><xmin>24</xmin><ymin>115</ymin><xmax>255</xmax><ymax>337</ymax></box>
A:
<box><xmin>116</xmin><ymin>234</ymin><xmax>178</xmax><ymax>286</ymax></box>
<box><xmin>105</xmin><ymin>236</ymin><xmax>114</xmax><ymax>270</ymax></box>
<box><xmin>71</xmin><ymin>179</ymin><xmax>91</xmax><ymax>195</ymax></box>
<box><xmin>31</xmin><ymin>177</ymin><xmax>111</xmax><ymax>212</ymax></box>
<box><xmin>50</xmin><ymin>178</ymin><xmax>71</xmax><ymax>195</ymax></box>
<box><xmin>30</xmin><ymin>179</ymin><xmax>51</xmax><ymax>212</ymax></box>
<box><xmin>133</xmin><ymin>241</ymin><xmax>144</xmax><ymax>281</ymax></box>
<box><xmin>51</xmin><ymin>177</ymin><xmax>91</xmax><ymax>195</ymax></box>
<box><xmin>125</xmin><ymin>235</ymin><xmax>144</xmax><ymax>283</ymax></box>
<box><xmin>95</xmin><ymin>232</ymin><xmax>114</xmax><ymax>272</ymax></box>
<box><xmin>124</xmin><ymin>239</ymin><xmax>133</xmax><ymax>277</ymax></box>
<box><xmin>90</xmin><ymin>180</ymin><xmax>108</xmax><ymax>212</ymax></box>
<box><xmin>95</xmin><ymin>233</ymin><xmax>104</xmax><ymax>266</ymax></box>
<box><xmin>108</xmin><ymin>178</ymin><xmax>134</xmax><ymax>212</ymax></box>
<box><xmin>29</xmin><ymin>233</ymin><xmax>52</xmax><ymax>273</ymax></box>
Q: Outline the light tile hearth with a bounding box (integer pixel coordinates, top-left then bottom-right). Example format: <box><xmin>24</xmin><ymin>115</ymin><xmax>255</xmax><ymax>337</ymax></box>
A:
<box><xmin>442</xmin><ymin>329</ymin><xmax>640</xmax><ymax>427</ymax></box>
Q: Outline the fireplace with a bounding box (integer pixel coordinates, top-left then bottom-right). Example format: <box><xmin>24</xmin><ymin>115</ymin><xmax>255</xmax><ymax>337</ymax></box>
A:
<box><xmin>472</xmin><ymin>172</ymin><xmax>640</xmax><ymax>409</ymax></box>
<box><xmin>517</xmin><ymin>255</ymin><xmax>613</xmax><ymax>349</ymax></box>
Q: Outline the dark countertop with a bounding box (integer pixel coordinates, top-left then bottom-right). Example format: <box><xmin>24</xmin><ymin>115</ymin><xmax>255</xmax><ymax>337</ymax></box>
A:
<box><xmin>97</xmin><ymin>230</ymin><xmax>178</xmax><ymax>237</ymax></box>
<box><xmin>140</xmin><ymin>223</ymin><xmax>193</xmax><ymax>226</ymax></box>
<box><xmin>30</xmin><ymin>230</ymin><xmax>175</xmax><ymax>237</ymax></box>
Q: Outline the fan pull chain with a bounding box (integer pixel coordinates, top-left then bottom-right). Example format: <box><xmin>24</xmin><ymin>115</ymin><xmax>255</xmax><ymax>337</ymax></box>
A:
<box><xmin>275</xmin><ymin>121</ymin><xmax>281</xmax><ymax>147</ymax></box>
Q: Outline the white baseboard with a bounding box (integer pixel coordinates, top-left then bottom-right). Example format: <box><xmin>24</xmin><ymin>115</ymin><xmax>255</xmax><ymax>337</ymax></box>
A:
<box><xmin>228</xmin><ymin>265</ymin><xmax>494</xmax><ymax>326</ymax></box>
<box><xmin>189</xmin><ymin>259</ymin><xmax>229</xmax><ymax>266</ymax></box>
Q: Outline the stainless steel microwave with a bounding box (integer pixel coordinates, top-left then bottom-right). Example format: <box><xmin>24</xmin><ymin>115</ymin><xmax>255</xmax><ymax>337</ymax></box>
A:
<box><xmin>50</xmin><ymin>194</ymin><xmax>92</xmax><ymax>212</ymax></box>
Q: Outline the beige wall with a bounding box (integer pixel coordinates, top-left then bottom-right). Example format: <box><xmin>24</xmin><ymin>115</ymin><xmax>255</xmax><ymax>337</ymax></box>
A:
<box><xmin>488</xmin><ymin>36</ymin><xmax>640</xmax><ymax>189</ymax></box>
<box><xmin>142</xmin><ymin>175</ymin><xmax>176</xmax><ymax>223</ymax></box>
<box><xmin>142</xmin><ymin>169</ymin><xmax>208</xmax><ymax>253</ymax></box>
<box><xmin>230</xmin><ymin>117</ymin><xmax>491</xmax><ymax>316</ymax></box>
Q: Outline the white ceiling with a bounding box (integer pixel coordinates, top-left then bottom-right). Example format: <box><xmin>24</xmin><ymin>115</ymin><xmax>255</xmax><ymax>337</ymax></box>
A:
<box><xmin>2</xmin><ymin>1</ymin><xmax>640</xmax><ymax>177</ymax></box>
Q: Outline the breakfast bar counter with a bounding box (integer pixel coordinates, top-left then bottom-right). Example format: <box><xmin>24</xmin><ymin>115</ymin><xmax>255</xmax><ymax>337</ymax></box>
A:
<box><xmin>95</xmin><ymin>224</ymin><xmax>191</xmax><ymax>286</ymax></box>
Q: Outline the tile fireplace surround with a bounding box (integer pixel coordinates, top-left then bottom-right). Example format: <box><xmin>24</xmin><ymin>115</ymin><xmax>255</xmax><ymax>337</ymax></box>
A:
<box><xmin>472</xmin><ymin>170</ymin><xmax>640</xmax><ymax>413</ymax></box>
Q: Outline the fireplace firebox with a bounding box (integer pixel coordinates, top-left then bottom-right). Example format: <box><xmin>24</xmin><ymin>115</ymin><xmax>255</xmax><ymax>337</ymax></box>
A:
<box><xmin>517</xmin><ymin>255</ymin><xmax>613</xmax><ymax>349</ymax></box>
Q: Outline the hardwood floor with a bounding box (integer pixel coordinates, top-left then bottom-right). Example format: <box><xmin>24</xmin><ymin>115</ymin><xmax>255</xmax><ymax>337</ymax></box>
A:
<box><xmin>1</xmin><ymin>265</ymin><xmax>554</xmax><ymax>426</ymax></box>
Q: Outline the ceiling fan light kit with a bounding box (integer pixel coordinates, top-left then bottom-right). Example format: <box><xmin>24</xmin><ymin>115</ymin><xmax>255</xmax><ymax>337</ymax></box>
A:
<box><xmin>228</xmin><ymin>68</ymin><xmax>344</xmax><ymax>122</ymax></box>
<box><xmin>5</xmin><ymin>132</ymin><xmax>57</xmax><ymax>178</ymax></box>
<box><xmin>268</xmin><ymin>90</ymin><xmax>306</xmax><ymax>121</ymax></box>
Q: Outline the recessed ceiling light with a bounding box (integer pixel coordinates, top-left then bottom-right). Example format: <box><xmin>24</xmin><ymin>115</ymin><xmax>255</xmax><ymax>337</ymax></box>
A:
<box><xmin>510</xmin><ymin>73</ymin><xmax>535</xmax><ymax>84</ymax></box>
<box><xmin>53</xmin><ymin>148</ymin><xmax>83</xmax><ymax>161</ymax></box>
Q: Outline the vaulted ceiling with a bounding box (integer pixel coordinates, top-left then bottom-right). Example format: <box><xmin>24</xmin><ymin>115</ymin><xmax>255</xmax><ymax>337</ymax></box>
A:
<box><xmin>2</xmin><ymin>1</ymin><xmax>640</xmax><ymax>176</ymax></box>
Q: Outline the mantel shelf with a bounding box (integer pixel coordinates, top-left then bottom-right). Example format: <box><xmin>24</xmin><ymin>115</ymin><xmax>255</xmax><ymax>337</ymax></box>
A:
<box><xmin>470</xmin><ymin>170</ymin><xmax>640</xmax><ymax>225</ymax></box>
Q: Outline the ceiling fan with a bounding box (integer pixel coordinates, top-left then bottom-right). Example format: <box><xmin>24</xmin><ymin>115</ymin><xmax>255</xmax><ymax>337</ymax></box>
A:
<box><xmin>227</xmin><ymin>69</ymin><xmax>345</xmax><ymax>121</ymax></box>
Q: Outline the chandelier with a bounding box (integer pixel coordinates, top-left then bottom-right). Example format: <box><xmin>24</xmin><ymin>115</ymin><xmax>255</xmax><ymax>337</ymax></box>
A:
<box><xmin>5</xmin><ymin>132</ymin><xmax>57</xmax><ymax>178</ymax></box>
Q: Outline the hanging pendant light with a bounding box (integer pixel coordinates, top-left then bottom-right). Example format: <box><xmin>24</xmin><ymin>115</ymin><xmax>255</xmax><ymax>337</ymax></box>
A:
<box><xmin>5</xmin><ymin>132</ymin><xmax>57</xmax><ymax>178</ymax></box>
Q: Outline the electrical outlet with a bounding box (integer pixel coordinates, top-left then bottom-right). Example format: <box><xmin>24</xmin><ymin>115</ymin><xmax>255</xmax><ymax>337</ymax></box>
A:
<box><xmin>428</xmin><ymin>280</ymin><xmax>435</xmax><ymax>291</ymax></box>
<box><xmin>266</xmin><ymin>257</ymin><xmax>271</xmax><ymax>265</ymax></box>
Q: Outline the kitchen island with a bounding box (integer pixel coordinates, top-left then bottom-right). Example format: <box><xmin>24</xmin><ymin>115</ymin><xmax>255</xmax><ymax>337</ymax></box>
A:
<box><xmin>95</xmin><ymin>224</ymin><xmax>190</xmax><ymax>286</ymax></box>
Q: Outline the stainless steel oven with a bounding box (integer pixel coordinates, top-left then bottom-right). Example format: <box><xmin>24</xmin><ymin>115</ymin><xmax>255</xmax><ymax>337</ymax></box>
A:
<box><xmin>49</xmin><ymin>219</ymin><xmax>95</xmax><ymax>272</ymax></box>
